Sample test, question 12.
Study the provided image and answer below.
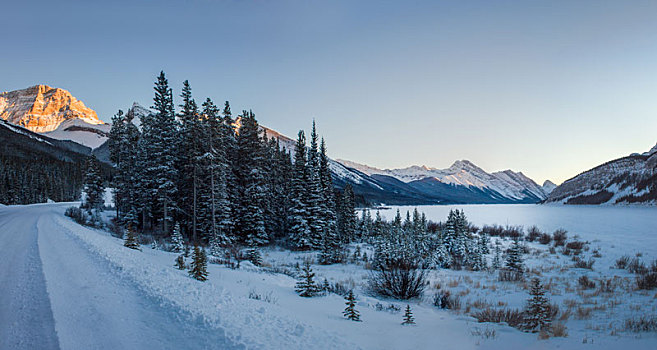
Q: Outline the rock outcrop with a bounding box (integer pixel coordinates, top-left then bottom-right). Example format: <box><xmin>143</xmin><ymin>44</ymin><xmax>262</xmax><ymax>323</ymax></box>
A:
<box><xmin>0</xmin><ymin>85</ymin><xmax>102</xmax><ymax>133</ymax></box>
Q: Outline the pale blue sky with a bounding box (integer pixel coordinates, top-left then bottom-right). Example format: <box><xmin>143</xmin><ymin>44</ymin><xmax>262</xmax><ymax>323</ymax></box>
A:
<box><xmin>2</xmin><ymin>0</ymin><xmax>657</xmax><ymax>184</ymax></box>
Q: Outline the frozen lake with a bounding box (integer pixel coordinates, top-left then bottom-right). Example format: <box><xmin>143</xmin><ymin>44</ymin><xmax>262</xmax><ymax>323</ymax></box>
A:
<box><xmin>384</xmin><ymin>204</ymin><xmax>657</xmax><ymax>263</ymax></box>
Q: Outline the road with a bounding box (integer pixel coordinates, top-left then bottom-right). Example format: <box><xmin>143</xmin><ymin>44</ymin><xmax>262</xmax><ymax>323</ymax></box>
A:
<box><xmin>0</xmin><ymin>203</ymin><xmax>236</xmax><ymax>350</ymax></box>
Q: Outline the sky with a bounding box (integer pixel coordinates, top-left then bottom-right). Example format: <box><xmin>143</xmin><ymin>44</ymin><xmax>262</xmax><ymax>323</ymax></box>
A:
<box><xmin>2</xmin><ymin>0</ymin><xmax>657</xmax><ymax>184</ymax></box>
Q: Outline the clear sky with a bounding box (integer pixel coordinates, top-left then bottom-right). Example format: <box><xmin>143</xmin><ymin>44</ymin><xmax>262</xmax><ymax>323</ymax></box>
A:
<box><xmin>2</xmin><ymin>0</ymin><xmax>657</xmax><ymax>184</ymax></box>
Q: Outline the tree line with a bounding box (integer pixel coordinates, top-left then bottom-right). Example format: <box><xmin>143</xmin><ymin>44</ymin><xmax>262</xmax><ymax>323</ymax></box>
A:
<box><xmin>106</xmin><ymin>71</ymin><xmax>358</xmax><ymax>262</ymax></box>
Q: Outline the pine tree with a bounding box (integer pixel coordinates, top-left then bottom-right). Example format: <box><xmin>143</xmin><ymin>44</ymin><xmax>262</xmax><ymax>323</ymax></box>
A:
<box><xmin>295</xmin><ymin>260</ymin><xmax>318</xmax><ymax>297</ymax></box>
<box><xmin>402</xmin><ymin>304</ymin><xmax>415</xmax><ymax>325</ymax></box>
<box><xmin>523</xmin><ymin>278</ymin><xmax>551</xmax><ymax>332</ymax></box>
<box><xmin>235</xmin><ymin>110</ymin><xmax>268</xmax><ymax>247</ymax></box>
<box><xmin>343</xmin><ymin>290</ymin><xmax>361</xmax><ymax>321</ymax></box>
<box><xmin>171</xmin><ymin>222</ymin><xmax>184</xmax><ymax>253</ymax></box>
<box><xmin>305</xmin><ymin>121</ymin><xmax>325</xmax><ymax>248</ymax></box>
<box><xmin>175</xmin><ymin>254</ymin><xmax>186</xmax><ymax>270</ymax></box>
<box><xmin>338</xmin><ymin>184</ymin><xmax>357</xmax><ymax>243</ymax></box>
<box><xmin>82</xmin><ymin>155</ymin><xmax>105</xmax><ymax>213</ymax></box>
<box><xmin>188</xmin><ymin>246</ymin><xmax>209</xmax><ymax>281</ymax></box>
<box><xmin>124</xmin><ymin>225</ymin><xmax>141</xmax><ymax>250</ymax></box>
<box><xmin>506</xmin><ymin>237</ymin><xmax>524</xmax><ymax>274</ymax></box>
<box><xmin>288</xmin><ymin>130</ymin><xmax>311</xmax><ymax>250</ymax></box>
<box><xmin>492</xmin><ymin>240</ymin><xmax>502</xmax><ymax>269</ymax></box>
<box><xmin>246</xmin><ymin>248</ymin><xmax>262</xmax><ymax>266</ymax></box>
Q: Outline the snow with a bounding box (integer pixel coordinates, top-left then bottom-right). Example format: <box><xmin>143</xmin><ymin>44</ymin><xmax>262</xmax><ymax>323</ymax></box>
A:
<box><xmin>2</xmin><ymin>202</ymin><xmax>657</xmax><ymax>349</ymax></box>
<box><xmin>0</xmin><ymin>119</ymin><xmax>53</xmax><ymax>145</ymax></box>
<box><xmin>44</xmin><ymin>118</ymin><xmax>111</xmax><ymax>149</ymax></box>
<box><xmin>337</xmin><ymin>159</ymin><xmax>548</xmax><ymax>201</ymax></box>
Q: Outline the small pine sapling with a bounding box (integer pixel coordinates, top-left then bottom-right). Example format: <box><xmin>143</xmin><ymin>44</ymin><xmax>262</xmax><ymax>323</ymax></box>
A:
<box><xmin>246</xmin><ymin>248</ymin><xmax>262</xmax><ymax>266</ymax></box>
<box><xmin>123</xmin><ymin>225</ymin><xmax>140</xmax><ymax>250</ymax></box>
<box><xmin>175</xmin><ymin>254</ymin><xmax>186</xmax><ymax>270</ymax></box>
<box><xmin>523</xmin><ymin>278</ymin><xmax>551</xmax><ymax>333</ymax></box>
<box><xmin>343</xmin><ymin>290</ymin><xmax>361</xmax><ymax>321</ymax></box>
<box><xmin>402</xmin><ymin>304</ymin><xmax>415</xmax><ymax>325</ymax></box>
<box><xmin>171</xmin><ymin>222</ymin><xmax>184</xmax><ymax>253</ymax></box>
<box><xmin>295</xmin><ymin>261</ymin><xmax>318</xmax><ymax>297</ymax></box>
<box><xmin>188</xmin><ymin>246</ymin><xmax>209</xmax><ymax>281</ymax></box>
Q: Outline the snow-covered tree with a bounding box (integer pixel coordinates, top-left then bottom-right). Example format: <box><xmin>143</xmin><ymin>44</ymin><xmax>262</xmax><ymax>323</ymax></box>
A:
<box><xmin>170</xmin><ymin>222</ymin><xmax>184</xmax><ymax>253</ymax></box>
<box><xmin>123</xmin><ymin>225</ymin><xmax>140</xmax><ymax>250</ymax></box>
<box><xmin>402</xmin><ymin>304</ymin><xmax>415</xmax><ymax>325</ymax></box>
<box><xmin>343</xmin><ymin>290</ymin><xmax>361</xmax><ymax>321</ymax></box>
<box><xmin>82</xmin><ymin>155</ymin><xmax>105</xmax><ymax>213</ymax></box>
<box><xmin>523</xmin><ymin>278</ymin><xmax>551</xmax><ymax>332</ymax></box>
<box><xmin>288</xmin><ymin>130</ymin><xmax>311</xmax><ymax>250</ymax></box>
<box><xmin>175</xmin><ymin>254</ymin><xmax>186</xmax><ymax>270</ymax></box>
<box><xmin>295</xmin><ymin>261</ymin><xmax>318</xmax><ymax>297</ymax></box>
<box><xmin>188</xmin><ymin>246</ymin><xmax>208</xmax><ymax>281</ymax></box>
<box><xmin>506</xmin><ymin>237</ymin><xmax>524</xmax><ymax>274</ymax></box>
<box><xmin>492</xmin><ymin>240</ymin><xmax>502</xmax><ymax>269</ymax></box>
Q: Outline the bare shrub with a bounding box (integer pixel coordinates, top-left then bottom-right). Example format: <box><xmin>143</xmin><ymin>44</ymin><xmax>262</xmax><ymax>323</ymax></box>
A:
<box><xmin>578</xmin><ymin>276</ymin><xmax>596</xmax><ymax>289</ymax></box>
<box><xmin>627</xmin><ymin>258</ymin><xmax>647</xmax><ymax>274</ymax></box>
<box><xmin>551</xmin><ymin>322</ymin><xmax>568</xmax><ymax>337</ymax></box>
<box><xmin>471</xmin><ymin>308</ymin><xmax>524</xmax><ymax>329</ymax></box>
<box><xmin>499</xmin><ymin>269</ymin><xmax>523</xmax><ymax>282</ymax></box>
<box><xmin>625</xmin><ymin>316</ymin><xmax>657</xmax><ymax>332</ymax></box>
<box><xmin>565</xmin><ymin>241</ymin><xmax>586</xmax><ymax>255</ymax></box>
<box><xmin>433</xmin><ymin>290</ymin><xmax>461</xmax><ymax>310</ymax></box>
<box><xmin>572</xmin><ymin>257</ymin><xmax>595</xmax><ymax>270</ymax></box>
<box><xmin>615</xmin><ymin>255</ymin><xmax>631</xmax><ymax>269</ymax></box>
<box><xmin>368</xmin><ymin>266</ymin><xmax>426</xmax><ymax>300</ymax></box>
<box><xmin>538</xmin><ymin>233</ymin><xmax>552</xmax><ymax>245</ymax></box>
<box><xmin>552</xmin><ymin>229</ymin><xmax>568</xmax><ymax>246</ymax></box>
<box><xmin>575</xmin><ymin>306</ymin><xmax>593</xmax><ymax>320</ymax></box>
<box><xmin>637</xmin><ymin>272</ymin><xmax>657</xmax><ymax>290</ymax></box>
<box><xmin>527</xmin><ymin>226</ymin><xmax>542</xmax><ymax>242</ymax></box>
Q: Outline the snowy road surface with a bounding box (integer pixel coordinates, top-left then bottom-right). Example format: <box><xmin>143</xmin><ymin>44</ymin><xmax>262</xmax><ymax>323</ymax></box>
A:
<box><xmin>0</xmin><ymin>203</ymin><xmax>237</xmax><ymax>350</ymax></box>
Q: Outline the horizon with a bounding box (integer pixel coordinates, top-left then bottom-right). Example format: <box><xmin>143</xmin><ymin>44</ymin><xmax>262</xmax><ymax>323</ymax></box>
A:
<box><xmin>3</xmin><ymin>0</ymin><xmax>657</xmax><ymax>184</ymax></box>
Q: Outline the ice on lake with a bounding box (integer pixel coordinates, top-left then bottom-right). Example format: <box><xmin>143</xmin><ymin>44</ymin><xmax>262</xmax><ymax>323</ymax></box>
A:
<box><xmin>383</xmin><ymin>204</ymin><xmax>657</xmax><ymax>264</ymax></box>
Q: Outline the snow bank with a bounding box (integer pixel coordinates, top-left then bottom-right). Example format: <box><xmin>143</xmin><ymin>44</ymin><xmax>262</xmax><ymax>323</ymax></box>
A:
<box><xmin>51</xmin><ymin>216</ymin><xmax>355</xmax><ymax>350</ymax></box>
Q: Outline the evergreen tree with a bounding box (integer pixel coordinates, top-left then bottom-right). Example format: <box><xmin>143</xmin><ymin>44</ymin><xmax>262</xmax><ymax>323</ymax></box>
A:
<box><xmin>343</xmin><ymin>290</ymin><xmax>361</xmax><ymax>321</ymax></box>
<box><xmin>246</xmin><ymin>248</ymin><xmax>262</xmax><ymax>266</ymax></box>
<box><xmin>402</xmin><ymin>304</ymin><xmax>415</xmax><ymax>325</ymax></box>
<box><xmin>288</xmin><ymin>130</ymin><xmax>311</xmax><ymax>250</ymax></box>
<box><xmin>506</xmin><ymin>237</ymin><xmax>525</xmax><ymax>274</ymax></box>
<box><xmin>338</xmin><ymin>184</ymin><xmax>357</xmax><ymax>243</ymax></box>
<box><xmin>175</xmin><ymin>254</ymin><xmax>186</xmax><ymax>270</ymax></box>
<box><xmin>124</xmin><ymin>225</ymin><xmax>141</xmax><ymax>250</ymax></box>
<box><xmin>523</xmin><ymin>278</ymin><xmax>551</xmax><ymax>332</ymax></box>
<box><xmin>82</xmin><ymin>155</ymin><xmax>105</xmax><ymax>213</ymax></box>
<box><xmin>221</xmin><ymin>101</ymin><xmax>239</xmax><ymax>238</ymax></box>
<box><xmin>235</xmin><ymin>110</ymin><xmax>268</xmax><ymax>247</ymax></box>
<box><xmin>492</xmin><ymin>240</ymin><xmax>502</xmax><ymax>269</ymax></box>
<box><xmin>171</xmin><ymin>222</ymin><xmax>185</xmax><ymax>253</ymax></box>
<box><xmin>305</xmin><ymin>121</ymin><xmax>325</xmax><ymax>248</ymax></box>
<box><xmin>188</xmin><ymin>246</ymin><xmax>209</xmax><ymax>281</ymax></box>
<box><xmin>295</xmin><ymin>261</ymin><xmax>318</xmax><ymax>297</ymax></box>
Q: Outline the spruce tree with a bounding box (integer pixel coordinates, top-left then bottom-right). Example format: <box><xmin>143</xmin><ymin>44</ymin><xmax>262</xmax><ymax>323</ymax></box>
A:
<box><xmin>523</xmin><ymin>278</ymin><xmax>551</xmax><ymax>332</ymax></box>
<box><xmin>343</xmin><ymin>290</ymin><xmax>361</xmax><ymax>321</ymax></box>
<box><xmin>338</xmin><ymin>184</ymin><xmax>358</xmax><ymax>243</ymax></box>
<box><xmin>288</xmin><ymin>130</ymin><xmax>311</xmax><ymax>250</ymax></box>
<box><xmin>124</xmin><ymin>225</ymin><xmax>141</xmax><ymax>250</ymax></box>
<box><xmin>305</xmin><ymin>121</ymin><xmax>325</xmax><ymax>248</ymax></box>
<box><xmin>235</xmin><ymin>110</ymin><xmax>268</xmax><ymax>247</ymax></box>
<box><xmin>175</xmin><ymin>254</ymin><xmax>186</xmax><ymax>270</ymax></box>
<box><xmin>188</xmin><ymin>246</ymin><xmax>209</xmax><ymax>281</ymax></box>
<box><xmin>492</xmin><ymin>240</ymin><xmax>502</xmax><ymax>269</ymax></box>
<box><xmin>82</xmin><ymin>155</ymin><xmax>105</xmax><ymax>213</ymax></box>
<box><xmin>402</xmin><ymin>304</ymin><xmax>415</xmax><ymax>325</ymax></box>
<box><xmin>171</xmin><ymin>222</ymin><xmax>184</xmax><ymax>253</ymax></box>
<box><xmin>295</xmin><ymin>261</ymin><xmax>318</xmax><ymax>297</ymax></box>
<box><xmin>506</xmin><ymin>237</ymin><xmax>525</xmax><ymax>274</ymax></box>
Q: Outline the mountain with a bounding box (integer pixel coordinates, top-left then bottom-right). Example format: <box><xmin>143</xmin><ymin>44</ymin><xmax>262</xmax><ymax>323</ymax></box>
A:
<box><xmin>0</xmin><ymin>85</ymin><xmax>103</xmax><ymax>132</ymax></box>
<box><xmin>542</xmin><ymin>180</ymin><xmax>557</xmax><ymax>194</ymax></box>
<box><xmin>545</xmin><ymin>143</ymin><xmax>657</xmax><ymax>205</ymax></box>
<box><xmin>336</xmin><ymin>159</ymin><xmax>549</xmax><ymax>204</ymax></box>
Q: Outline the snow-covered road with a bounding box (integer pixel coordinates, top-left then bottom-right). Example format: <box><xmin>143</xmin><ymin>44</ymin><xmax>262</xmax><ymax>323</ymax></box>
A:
<box><xmin>0</xmin><ymin>203</ymin><xmax>237</xmax><ymax>350</ymax></box>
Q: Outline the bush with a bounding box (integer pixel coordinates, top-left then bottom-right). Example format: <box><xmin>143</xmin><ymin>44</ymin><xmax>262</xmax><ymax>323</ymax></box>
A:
<box><xmin>538</xmin><ymin>233</ymin><xmax>552</xmax><ymax>245</ymax></box>
<box><xmin>572</xmin><ymin>257</ymin><xmax>595</xmax><ymax>270</ymax></box>
<box><xmin>578</xmin><ymin>276</ymin><xmax>596</xmax><ymax>289</ymax></box>
<box><xmin>627</xmin><ymin>258</ymin><xmax>647</xmax><ymax>274</ymax></box>
<box><xmin>65</xmin><ymin>206</ymin><xmax>86</xmax><ymax>225</ymax></box>
<box><xmin>551</xmin><ymin>322</ymin><xmax>568</xmax><ymax>337</ymax></box>
<box><xmin>526</xmin><ymin>226</ymin><xmax>542</xmax><ymax>242</ymax></box>
<box><xmin>565</xmin><ymin>241</ymin><xmax>586</xmax><ymax>253</ymax></box>
<box><xmin>433</xmin><ymin>291</ymin><xmax>461</xmax><ymax>310</ymax></box>
<box><xmin>368</xmin><ymin>266</ymin><xmax>427</xmax><ymax>300</ymax></box>
<box><xmin>499</xmin><ymin>269</ymin><xmax>523</xmax><ymax>282</ymax></box>
<box><xmin>471</xmin><ymin>308</ymin><xmax>524</xmax><ymax>329</ymax></box>
<box><xmin>552</xmin><ymin>229</ymin><xmax>568</xmax><ymax>246</ymax></box>
<box><xmin>615</xmin><ymin>255</ymin><xmax>631</xmax><ymax>269</ymax></box>
<box><xmin>636</xmin><ymin>272</ymin><xmax>657</xmax><ymax>290</ymax></box>
<box><xmin>625</xmin><ymin>316</ymin><xmax>657</xmax><ymax>332</ymax></box>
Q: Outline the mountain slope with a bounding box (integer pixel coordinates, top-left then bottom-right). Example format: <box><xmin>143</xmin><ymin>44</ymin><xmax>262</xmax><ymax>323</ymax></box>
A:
<box><xmin>336</xmin><ymin>159</ymin><xmax>549</xmax><ymax>204</ymax></box>
<box><xmin>545</xmin><ymin>143</ymin><xmax>657</xmax><ymax>205</ymax></box>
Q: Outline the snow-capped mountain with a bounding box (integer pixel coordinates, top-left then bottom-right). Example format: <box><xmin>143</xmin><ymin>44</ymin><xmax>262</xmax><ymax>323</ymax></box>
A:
<box><xmin>542</xmin><ymin>180</ymin><xmax>557</xmax><ymax>194</ymax></box>
<box><xmin>545</xmin><ymin>143</ymin><xmax>657</xmax><ymax>205</ymax></box>
<box><xmin>0</xmin><ymin>85</ymin><xmax>103</xmax><ymax>133</ymax></box>
<box><xmin>336</xmin><ymin>159</ymin><xmax>549</xmax><ymax>204</ymax></box>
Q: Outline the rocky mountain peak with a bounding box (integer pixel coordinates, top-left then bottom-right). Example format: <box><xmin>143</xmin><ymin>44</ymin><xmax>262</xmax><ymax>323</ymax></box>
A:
<box><xmin>0</xmin><ymin>84</ymin><xmax>102</xmax><ymax>133</ymax></box>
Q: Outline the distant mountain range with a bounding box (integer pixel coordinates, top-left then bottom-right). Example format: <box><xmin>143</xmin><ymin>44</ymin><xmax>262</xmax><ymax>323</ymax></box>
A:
<box><xmin>12</xmin><ymin>84</ymin><xmax>653</xmax><ymax>206</ymax></box>
<box><xmin>545</xmin><ymin>144</ymin><xmax>657</xmax><ymax>205</ymax></box>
